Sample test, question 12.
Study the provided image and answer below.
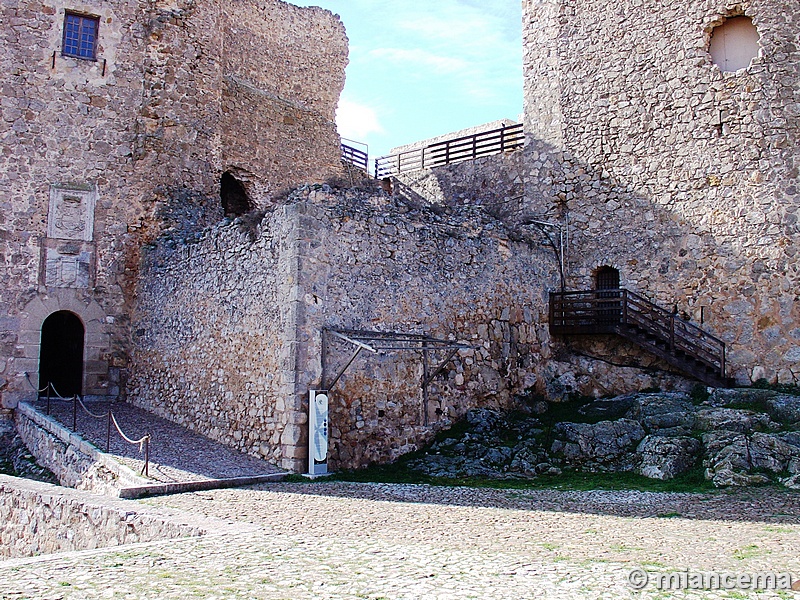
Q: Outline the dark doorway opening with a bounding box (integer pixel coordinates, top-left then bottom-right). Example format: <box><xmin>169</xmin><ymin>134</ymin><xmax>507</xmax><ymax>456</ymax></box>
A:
<box><xmin>220</xmin><ymin>172</ymin><xmax>252</xmax><ymax>217</ymax></box>
<box><xmin>595</xmin><ymin>266</ymin><xmax>621</xmax><ymax>325</ymax></box>
<box><xmin>595</xmin><ymin>266</ymin><xmax>620</xmax><ymax>290</ymax></box>
<box><xmin>39</xmin><ymin>311</ymin><xmax>84</xmax><ymax>397</ymax></box>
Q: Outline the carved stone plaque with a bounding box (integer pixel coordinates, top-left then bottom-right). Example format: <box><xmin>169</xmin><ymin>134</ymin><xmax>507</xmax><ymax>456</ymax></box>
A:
<box><xmin>45</xmin><ymin>247</ymin><xmax>92</xmax><ymax>288</ymax></box>
<box><xmin>47</xmin><ymin>184</ymin><xmax>96</xmax><ymax>242</ymax></box>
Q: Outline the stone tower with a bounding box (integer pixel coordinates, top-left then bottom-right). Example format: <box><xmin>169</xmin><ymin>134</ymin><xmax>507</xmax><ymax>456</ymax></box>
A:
<box><xmin>0</xmin><ymin>0</ymin><xmax>347</xmax><ymax>410</ymax></box>
<box><xmin>523</xmin><ymin>0</ymin><xmax>800</xmax><ymax>384</ymax></box>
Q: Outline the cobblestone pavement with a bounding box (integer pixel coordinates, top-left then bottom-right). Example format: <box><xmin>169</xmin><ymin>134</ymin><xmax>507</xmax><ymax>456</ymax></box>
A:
<box><xmin>2</xmin><ymin>482</ymin><xmax>800</xmax><ymax>599</ymax></box>
<box><xmin>31</xmin><ymin>400</ymin><xmax>283</xmax><ymax>482</ymax></box>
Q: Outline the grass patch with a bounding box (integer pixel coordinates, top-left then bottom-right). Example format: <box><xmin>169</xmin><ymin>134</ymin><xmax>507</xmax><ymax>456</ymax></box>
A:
<box><xmin>732</xmin><ymin>544</ymin><xmax>766</xmax><ymax>560</ymax></box>
<box><xmin>325</xmin><ymin>461</ymin><xmax>716</xmax><ymax>493</ymax></box>
<box><xmin>752</xmin><ymin>378</ymin><xmax>800</xmax><ymax>397</ymax></box>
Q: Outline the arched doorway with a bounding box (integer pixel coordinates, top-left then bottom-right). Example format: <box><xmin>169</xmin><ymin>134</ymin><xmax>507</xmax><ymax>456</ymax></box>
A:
<box><xmin>595</xmin><ymin>266</ymin><xmax>621</xmax><ymax>325</ymax></box>
<box><xmin>595</xmin><ymin>266</ymin><xmax>620</xmax><ymax>290</ymax></box>
<box><xmin>39</xmin><ymin>311</ymin><xmax>84</xmax><ymax>397</ymax></box>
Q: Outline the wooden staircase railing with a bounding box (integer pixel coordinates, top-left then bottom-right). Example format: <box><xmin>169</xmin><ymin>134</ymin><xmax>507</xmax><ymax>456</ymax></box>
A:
<box><xmin>549</xmin><ymin>289</ymin><xmax>733</xmax><ymax>387</ymax></box>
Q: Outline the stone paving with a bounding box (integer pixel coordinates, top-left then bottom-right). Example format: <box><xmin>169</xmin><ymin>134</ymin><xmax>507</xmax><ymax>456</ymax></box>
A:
<box><xmin>1</xmin><ymin>481</ymin><xmax>799</xmax><ymax>599</ymax></box>
<box><xmin>31</xmin><ymin>399</ymin><xmax>283</xmax><ymax>483</ymax></box>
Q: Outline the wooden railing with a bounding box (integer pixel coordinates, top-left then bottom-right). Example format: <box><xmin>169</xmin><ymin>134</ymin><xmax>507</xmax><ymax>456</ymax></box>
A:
<box><xmin>374</xmin><ymin>123</ymin><xmax>524</xmax><ymax>179</ymax></box>
<box><xmin>341</xmin><ymin>142</ymin><xmax>368</xmax><ymax>172</ymax></box>
<box><xmin>550</xmin><ymin>289</ymin><xmax>728</xmax><ymax>382</ymax></box>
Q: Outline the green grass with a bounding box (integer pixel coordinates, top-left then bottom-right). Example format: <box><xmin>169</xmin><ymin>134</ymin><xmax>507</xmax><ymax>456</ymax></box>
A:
<box><xmin>752</xmin><ymin>378</ymin><xmax>800</xmax><ymax>397</ymax></box>
<box><xmin>323</xmin><ymin>461</ymin><xmax>717</xmax><ymax>493</ymax></box>
<box><xmin>732</xmin><ymin>544</ymin><xmax>766</xmax><ymax>560</ymax></box>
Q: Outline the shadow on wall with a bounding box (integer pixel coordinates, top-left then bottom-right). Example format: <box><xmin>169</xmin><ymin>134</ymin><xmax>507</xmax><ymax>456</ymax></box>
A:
<box><xmin>399</xmin><ymin>131</ymin><xmax>797</xmax><ymax>388</ymax></box>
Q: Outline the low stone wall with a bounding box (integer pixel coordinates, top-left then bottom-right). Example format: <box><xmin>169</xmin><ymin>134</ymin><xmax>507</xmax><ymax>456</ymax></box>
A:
<box><xmin>0</xmin><ymin>474</ymin><xmax>225</xmax><ymax>559</ymax></box>
<box><xmin>14</xmin><ymin>403</ymin><xmax>147</xmax><ymax>497</ymax></box>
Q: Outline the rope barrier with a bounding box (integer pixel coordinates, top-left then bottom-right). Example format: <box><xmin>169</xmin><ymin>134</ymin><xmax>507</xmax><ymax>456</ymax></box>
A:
<box><xmin>32</xmin><ymin>388</ymin><xmax>152</xmax><ymax>478</ymax></box>
<box><xmin>76</xmin><ymin>395</ymin><xmax>110</xmax><ymax>420</ymax></box>
<box><xmin>24</xmin><ymin>373</ymin><xmax>54</xmax><ymax>395</ymax></box>
<box><xmin>110</xmin><ymin>412</ymin><xmax>151</xmax><ymax>449</ymax></box>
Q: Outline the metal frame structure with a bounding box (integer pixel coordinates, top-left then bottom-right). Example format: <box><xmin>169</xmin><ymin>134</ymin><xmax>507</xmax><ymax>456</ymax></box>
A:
<box><xmin>320</xmin><ymin>328</ymin><xmax>472</xmax><ymax>426</ymax></box>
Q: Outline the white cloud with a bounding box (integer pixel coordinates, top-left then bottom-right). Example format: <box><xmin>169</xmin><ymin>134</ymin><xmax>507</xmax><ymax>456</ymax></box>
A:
<box><xmin>336</xmin><ymin>98</ymin><xmax>384</xmax><ymax>141</ymax></box>
<box><xmin>368</xmin><ymin>48</ymin><xmax>469</xmax><ymax>75</ymax></box>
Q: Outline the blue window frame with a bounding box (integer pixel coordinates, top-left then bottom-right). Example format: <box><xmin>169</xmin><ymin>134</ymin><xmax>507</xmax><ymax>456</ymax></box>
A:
<box><xmin>62</xmin><ymin>12</ymin><xmax>99</xmax><ymax>60</ymax></box>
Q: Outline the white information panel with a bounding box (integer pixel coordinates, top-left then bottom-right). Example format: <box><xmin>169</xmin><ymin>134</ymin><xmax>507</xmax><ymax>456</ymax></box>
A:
<box><xmin>308</xmin><ymin>390</ymin><xmax>329</xmax><ymax>475</ymax></box>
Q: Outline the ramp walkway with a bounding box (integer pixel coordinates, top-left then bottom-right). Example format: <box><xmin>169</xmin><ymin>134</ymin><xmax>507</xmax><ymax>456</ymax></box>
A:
<box><xmin>30</xmin><ymin>398</ymin><xmax>285</xmax><ymax>497</ymax></box>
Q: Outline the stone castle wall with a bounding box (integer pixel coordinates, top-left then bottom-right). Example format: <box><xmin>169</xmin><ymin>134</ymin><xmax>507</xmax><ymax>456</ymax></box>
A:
<box><xmin>130</xmin><ymin>191</ymin><xmax>560</xmax><ymax>471</ymax></box>
<box><xmin>129</xmin><ymin>209</ymin><xmax>302</xmax><ymax>470</ymax></box>
<box><xmin>292</xmin><ymin>192</ymin><xmax>555</xmax><ymax>469</ymax></box>
<box><xmin>0</xmin><ymin>0</ymin><xmax>347</xmax><ymax>410</ymax></box>
<box><xmin>522</xmin><ymin>0</ymin><xmax>800</xmax><ymax>385</ymax></box>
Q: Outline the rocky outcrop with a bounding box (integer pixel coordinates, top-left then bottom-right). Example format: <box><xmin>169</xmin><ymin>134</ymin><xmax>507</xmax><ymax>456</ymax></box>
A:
<box><xmin>636</xmin><ymin>436</ymin><xmax>701</xmax><ymax>481</ymax></box>
<box><xmin>550</xmin><ymin>419</ymin><xmax>645</xmax><ymax>472</ymax></box>
<box><xmin>406</xmin><ymin>388</ymin><xmax>800</xmax><ymax>488</ymax></box>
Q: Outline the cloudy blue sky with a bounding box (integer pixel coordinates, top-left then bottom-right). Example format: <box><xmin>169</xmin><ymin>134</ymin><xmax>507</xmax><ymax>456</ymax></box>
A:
<box><xmin>293</xmin><ymin>0</ymin><xmax>523</xmax><ymax>162</ymax></box>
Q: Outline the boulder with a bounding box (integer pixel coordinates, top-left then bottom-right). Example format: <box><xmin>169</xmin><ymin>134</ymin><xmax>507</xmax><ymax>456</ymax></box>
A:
<box><xmin>708</xmin><ymin>388</ymin><xmax>800</xmax><ymax>425</ymax></box>
<box><xmin>550</xmin><ymin>419</ymin><xmax>646</xmax><ymax>471</ymax></box>
<box><xmin>465</xmin><ymin>408</ymin><xmax>508</xmax><ymax>436</ymax></box>
<box><xmin>624</xmin><ymin>393</ymin><xmax>696</xmax><ymax>432</ymax></box>
<box><xmin>780</xmin><ymin>474</ymin><xmax>800</xmax><ymax>490</ymax></box>
<box><xmin>578</xmin><ymin>394</ymin><xmax>638</xmax><ymax>421</ymax></box>
<box><xmin>693</xmin><ymin>408</ymin><xmax>777</xmax><ymax>433</ymax></box>
<box><xmin>702</xmin><ymin>431</ymin><xmax>800</xmax><ymax>487</ymax></box>
<box><xmin>636</xmin><ymin>435</ymin><xmax>701</xmax><ymax>480</ymax></box>
<box><xmin>748</xmin><ymin>433</ymin><xmax>800</xmax><ymax>473</ymax></box>
<box><xmin>764</xmin><ymin>395</ymin><xmax>800</xmax><ymax>426</ymax></box>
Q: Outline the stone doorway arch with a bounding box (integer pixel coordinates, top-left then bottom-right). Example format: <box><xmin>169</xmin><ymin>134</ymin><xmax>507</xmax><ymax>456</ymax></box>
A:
<box><xmin>595</xmin><ymin>265</ymin><xmax>620</xmax><ymax>290</ymax></box>
<box><xmin>39</xmin><ymin>311</ymin><xmax>85</xmax><ymax>397</ymax></box>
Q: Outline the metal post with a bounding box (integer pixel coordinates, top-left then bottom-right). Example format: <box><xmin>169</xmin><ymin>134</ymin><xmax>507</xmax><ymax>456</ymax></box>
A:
<box><xmin>46</xmin><ymin>385</ymin><xmax>51</xmax><ymax>415</ymax></box>
<box><xmin>106</xmin><ymin>411</ymin><xmax>112</xmax><ymax>453</ymax></box>
<box><xmin>422</xmin><ymin>342</ymin><xmax>430</xmax><ymax>426</ymax></box>
<box><xmin>143</xmin><ymin>437</ymin><xmax>149</xmax><ymax>477</ymax></box>
<box><xmin>72</xmin><ymin>395</ymin><xmax>77</xmax><ymax>431</ymax></box>
<box><xmin>721</xmin><ymin>345</ymin><xmax>726</xmax><ymax>379</ymax></box>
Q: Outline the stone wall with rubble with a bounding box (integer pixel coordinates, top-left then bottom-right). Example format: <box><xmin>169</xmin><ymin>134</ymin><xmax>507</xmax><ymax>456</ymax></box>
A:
<box><xmin>0</xmin><ymin>0</ymin><xmax>347</xmax><ymax>410</ymax></box>
<box><xmin>391</xmin><ymin>149</ymin><xmax>526</xmax><ymax>223</ymax></box>
<box><xmin>128</xmin><ymin>208</ymin><xmax>303</xmax><ymax>471</ymax></box>
<box><xmin>291</xmin><ymin>190</ymin><xmax>560</xmax><ymax>470</ymax></box>
<box><xmin>129</xmin><ymin>188</ymin><xmax>572</xmax><ymax>471</ymax></box>
<box><xmin>522</xmin><ymin>0</ymin><xmax>800</xmax><ymax>386</ymax></box>
<box><xmin>0</xmin><ymin>474</ymin><xmax>216</xmax><ymax>558</ymax></box>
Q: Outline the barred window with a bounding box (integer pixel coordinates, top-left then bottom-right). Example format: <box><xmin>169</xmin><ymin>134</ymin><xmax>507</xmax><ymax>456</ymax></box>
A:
<box><xmin>62</xmin><ymin>12</ymin><xmax>99</xmax><ymax>60</ymax></box>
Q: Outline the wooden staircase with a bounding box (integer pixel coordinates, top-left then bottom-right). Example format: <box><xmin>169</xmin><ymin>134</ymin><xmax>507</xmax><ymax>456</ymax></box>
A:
<box><xmin>549</xmin><ymin>289</ymin><xmax>735</xmax><ymax>388</ymax></box>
